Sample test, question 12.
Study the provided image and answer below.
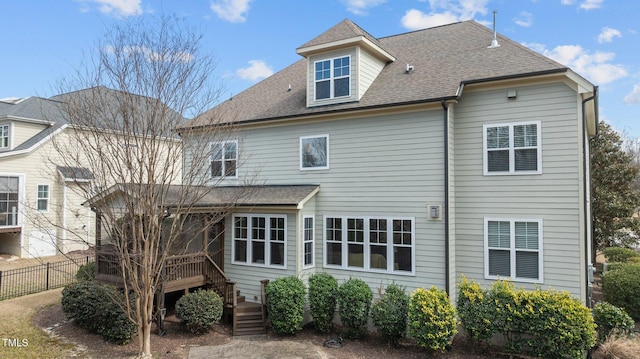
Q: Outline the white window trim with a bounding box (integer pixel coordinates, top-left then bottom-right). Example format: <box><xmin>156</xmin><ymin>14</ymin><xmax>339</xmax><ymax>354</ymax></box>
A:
<box><xmin>303</xmin><ymin>215</ymin><xmax>314</xmax><ymax>269</ymax></box>
<box><xmin>231</xmin><ymin>213</ymin><xmax>287</xmax><ymax>269</ymax></box>
<box><xmin>313</xmin><ymin>55</ymin><xmax>351</xmax><ymax>101</ymax></box>
<box><xmin>300</xmin><ymin>134</ymin><xmax>329</xmax><ymax>171</ymax></box>
<box><xmin>483</xmin><ymin>121</ymin><xmax>542</xmax><ymax>176</ymax></box>
<box><xmin>0</xmin><ymin>123</ymin><xmax>11</xmax><ymax>150</ymax></box>
<box><xmin>322</xmin><ymin>215</ymin><xmax>415</xmax><ymax>276</ymax></box>
<box><xmin>36</xmin><ymin>184</ymin><xmax>50</xmax><ymax>213</ymax></box>
<box><xmin>484</xmin><ymin>217</ymin><xmax>544</xmax><ymax>283</ymax></box>
<box><xmin>0</xmin><ymin>172</ymin><xmax>25</xmax><ymax>227</ymax></box>
<box><xmin>209</xmin><ymin>140</ymin><xmax>238</xmax><ymax>179</ymax></box>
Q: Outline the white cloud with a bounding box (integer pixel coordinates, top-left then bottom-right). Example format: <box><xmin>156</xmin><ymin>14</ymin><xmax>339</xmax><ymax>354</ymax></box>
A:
<box><xmin>401</xmin><ymin>0</ymin><xmax>489</xmax><ymax>30</ymax></box>
<box><xmin>342</xmin><ymin>0</ymin><xmax>386</xmax><ymax>15</ymax></box>
<box><xmin>560</xmin><ymin>0</ymin><xmax>575</xmax><ymax>4</ymax></box>
<box><xmin>210</xmin><ymin>0</ymin><xmax>251</xmax><ymax>23</ymax></box>
<box><xmin>524</xmin><ymin>43</ymin><xmax>627</xmax><ymax>85</ymax></box>
<box><xmin>514</xmin><ymin>11</ymin><xmax>533</xmax><ymax>27</ymax></box>
<box><xmin>79</xmin><ymin>0</ymin><xmax>142</xmax><ymax>17</ymax></box>
<box><xmin>597</xmin><ymin>27</ymin><xmax>622</xmax><ymax>43</ymax></box>
<box><xmin>624</xmin><ymin>85</ymin><xmax>640</xmax><ymax>104</ymax></box>
<box><xmin>236</xmin><ymin>60</ymin><xmax>273</xmax><ymax>81</ymax></box>
<box><xmin>580</xmin><ymin>0</ymin><xmax>603</xmax><ymax>10</ymax></box>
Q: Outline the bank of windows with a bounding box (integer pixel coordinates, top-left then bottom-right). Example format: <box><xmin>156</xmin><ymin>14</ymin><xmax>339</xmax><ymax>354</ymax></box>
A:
<box><xmin>485</xmin><ymin>218</ymin><xmax>543</xmax><ymax>283</ymax></box>
<box><xmin>324</xmin><ymin>216</ymin><xmax>414</xmax><ymax>274</ymax></box>
<box><xmin>232</xmin><ymin>214</ymin><xmax>286</xmax><ymax>268</ymax></box>
<box><xmin>484</xmin><ymin>121</ymin><xmax>541</xmax><ymax>175</ymax></box>
<box><xmin>37</xmin><ymin>184</ymin><xmax>49</xmax><ymax>212</ymax></box>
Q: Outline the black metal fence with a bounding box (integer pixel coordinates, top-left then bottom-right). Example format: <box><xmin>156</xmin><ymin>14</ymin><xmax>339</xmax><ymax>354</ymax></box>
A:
<box><xmin>0</xmin><ymin>256</ymin><xmax>94</xmax><ymax>300</ymax></box>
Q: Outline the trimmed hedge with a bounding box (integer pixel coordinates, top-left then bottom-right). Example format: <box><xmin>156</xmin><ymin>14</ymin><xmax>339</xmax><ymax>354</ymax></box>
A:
<box><xmin>337</xmin><ymin>278</ymin><xmax>372</xmax><ymax>338</ymax></box>
<box><xmin>592</xmin><ymin>301</ymin><xmax>635</xmax><ymax>342</ymax></box>
<box><xmin>265</xmin><ymin>276</ymin><xmax>306</xmax><ymax>335</ymax></box>
<box><xmin>457</xmin><ymin>275</ymin><xmax>495</xmax><ymax>343</ymax></box>
<box><xmin>61</xmin><ymin>281</ymin><xmax>136</xmax><ymax>344</ymax></box>
<box><xmin>602</xmin><ymin>265</ymin><xmax>640</xmax><ymax>320</ymax></box>
<box><xmin>175</xmin><ymin>289</ymin><xmax>224</xmax><ymax>333</ymax></box>
<box><xmin>371</xmin><ymin>283</ymin><xmax>409</xmax><ymax>347</ymax></box>
<box><xmin>408</xmin><ymin>287</ymin><xmax>458</xmax><ymax>352</ymax></box>
<box><xmin>308</xmin><ymin>273</ymin><xmax>338</xmax><ymax>333</ymax></box>
<box><xmin>603</xmin><ymin>247</ymin><xmax>639</xmax><ymax>263</ymax></box>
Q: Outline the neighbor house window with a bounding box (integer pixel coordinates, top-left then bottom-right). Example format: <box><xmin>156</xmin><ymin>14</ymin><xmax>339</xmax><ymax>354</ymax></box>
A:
<box><xmin>485</xmin><ymin>218</ymin><xmax>543</xmax><ymax>282</ymax></box>
<box><xmin>0</xmin><ymin>124</ymin><xmax>9</xmax><ymax>149</ymax></box>
<box><xmin>37</xmin><ymin>184</ymin><xmax>49</xmax><ymax>212</ymax></box>
<box><xmin>314</xmin><ymin>56</ymin><xmax>350</xmax><ymax>100</ymax></box>
<box><xmin>303</xmin><ymin>216</ymin><xmax>314</xmax><ymax>268</ymax></box>
<box><xmin>300</xmin><ymin>135</ymin><xmax>329</xmax><ymax>170</ymax></box>
<box><xmin>324</xmin><ymin>215</ymin><xmax>414</xmax><ymax>274</ymax></box>
<box><xmin>210</xmin><ymin>140</ymin><xmax>237</xmax><ymax>178</ymax></box>
<box><xmin>232</xmin><ymin>214</ymin><xmax>286</xmax><ymax>268</ymax></box>
<box><xmin>484</xmin><ymin>121</ymin><xmax>541</xmax><ymax>175</ymax></box>
<box><xmin>0</xmin><ymin>176</ymin><xmax>19</xmax><ymax>226</ymax></box>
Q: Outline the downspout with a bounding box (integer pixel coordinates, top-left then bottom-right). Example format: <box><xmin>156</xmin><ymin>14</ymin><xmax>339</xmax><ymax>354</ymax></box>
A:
<box><xmin>440</xmin><ymin>100</ymin><xmax>450</xmax><ymax>295</ymax></box>
<box><xmin>581</xmin><ymin>85</ymin><xmax>598</xmax><ymax>307</ymax></box>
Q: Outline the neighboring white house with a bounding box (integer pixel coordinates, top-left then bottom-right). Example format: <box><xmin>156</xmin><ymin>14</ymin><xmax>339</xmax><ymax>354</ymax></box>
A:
<box><xmin>177</xmin><ymin>19</ymin><xmax>598</xmax><ymax>305</ymax></box>
<box><xmin>0</xmin><ymin>87</ymin><xmax>183</xmax><ymax>258</ymax></box>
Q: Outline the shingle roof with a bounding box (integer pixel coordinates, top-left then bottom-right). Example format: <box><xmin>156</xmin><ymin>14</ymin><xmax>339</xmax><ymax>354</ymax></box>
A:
<box><xmin>297</xmin><ymin>18</ymin><xmax>385</xmax><ymax>52</ymax></box>
<box><xmin>185</xmin><ymin>20</ymin><xmax>569</xmax><ymax>129</ymax></box>
<box><xmin>57</xmin><ymin>166</ymin><xmax>95</xmax><ymax>181</ymax></box>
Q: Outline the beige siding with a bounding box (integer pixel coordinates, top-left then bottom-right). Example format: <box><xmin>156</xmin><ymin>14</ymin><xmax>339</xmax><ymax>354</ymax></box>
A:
<box><xmin>11</xmin><ymin>121</ymin><xmax>48</xmax><ymax>149</ymax></box>
<box><xmin>357</xmin><ymin>48</ymin><xmax>386</xmax><ymax>101</ymax></box>
<box><xmin>453</xmin><ymin>82</ymin><xmax>586</xmax><ymax>298</ymax></box>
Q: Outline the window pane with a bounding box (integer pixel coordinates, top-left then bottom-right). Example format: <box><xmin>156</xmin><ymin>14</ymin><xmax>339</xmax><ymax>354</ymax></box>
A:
<box><xmin>315</xmin><ymin>60</ymin><xmax>330</xmax><ymax>80</ymax></box>
<box><xmin>301</xmin><ymin>136</ymin><xmax>327</xmax><ymax>168</ymax></box>
<box><xmin>487</xmin><ymin>126</ymin><xmax>509</xmax><ymax>149</ymax></box>
<box><xmin>234</xmin><ymin>240</ymin><xmax>247</xmax><ymax>262</ymax></box>
<box><xmin>489</xmin><ymin>249</ymin><xmax>510</xmax><ymax>276</ymax></box>
<box><xmin>326</xmin><ymin>217</ymin><xmax>342</xmax><ymax>241</ymax></box>
<box><xmin>514</xmin><ymin>124</ymin><xmax>537</xmax><ymax>147</ymax></box>
<box><xmin>334</xmin><ymin>77</ymin><xmax>349</xmax><ymax>97</ymax></box>
<box><xmin>234</xmin><ymin>217</ymin><xmax>247</xmax><ymax>238</ymax></box>
<box><xmin>252</xmin><ymin>241</ymin><xmax>265</xmax><ymax>264</ymax></box>
<box><xmin>211</xmin><ymin>161</ymin><xmax>222</xmax><ymax>177</ymax></box>
<box><xmin>394</xmin><ymin>246</ymin><xmax>412</xmax><ymax>271</ymax></box>
<box><xmin>488</xmin><ymin>221</ymin><xmax>510</xmax><ymax>248</ymax></box>
<box><xmin>516</xmin><ymin>251</ymin><xmax>539</xmax><ymax>279</ymax></box>
<box><xmin>370</xmin><ymin>245</ymin><xmax>387</xmax><ymax>269</ymax></box>
<box><xmin>370</xmin><ymin>219</ymin><xmax>387</xmax><ymax>244</ymax></box>
<box><xmin>224</xmin><ymin>142</ymin><xmax>237</xmax><ymax>159</ymax></box>
<box><xmin>304</xmin><ymin>242</ymin><xmax>313</xmax><ymax>265</ymax></box>
<box><xmin>488</xmin><ymin>150</ymin><xmax>509</xmax><ymax>172</ymax></box>
<box><xmin>348</xmin><ymin>243</ymin><xmax>364</xmax><ymax>267</ymax></box>
<box><xmin>327</xmin><ymin>242</ymin><xmax>342</xmax><ymax>265</ymax></box>
<box><xmin>347</xmin><ymin>218</ymin><xmax>364</xmax><ymax>242</ymax></box>
<box><xmin>514</xmin><ymin>149</ymin><xmax>537</xmax><ymax>171</ymax></box>
<box><xmin>37</xmin><ymin>199</ymin><xmax>47</xmax><ymax>211</ymax></box>
<box><xmin>252</xmin><ymin>217</ymin><xmax>265</xmax><ymax>240</ymax></box>
<box><xmin>515</xmin><ymin>222</ymin><xmax>539</xmax><ymax>249</ymax></box>
<box><xmin>224</xmin><ymin>159</ymin><xmax>237</xmax><ymax>177</ymax></box>
<box><xmin>270</xmin><ymin>242</ymin><xmax>284</xmax><ymax>265</ymax></box>
<box><xmin>316</xmin><ymin>80</ymin><xmax>330</xmax><ymax>99</ymax></box>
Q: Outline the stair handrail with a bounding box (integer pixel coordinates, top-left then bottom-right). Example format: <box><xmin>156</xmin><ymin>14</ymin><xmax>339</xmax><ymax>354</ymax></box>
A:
<box><xmin>203</xmin><ymin>253</ymin><xmax>236</xmax><ymax>308</ymax></box>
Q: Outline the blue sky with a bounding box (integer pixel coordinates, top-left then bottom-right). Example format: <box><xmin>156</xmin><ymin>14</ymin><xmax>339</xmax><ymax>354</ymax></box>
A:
<box><xmin>2</xmin><ymin>0</ymin><xmax>639</xmax><ymax>137</ymax></box>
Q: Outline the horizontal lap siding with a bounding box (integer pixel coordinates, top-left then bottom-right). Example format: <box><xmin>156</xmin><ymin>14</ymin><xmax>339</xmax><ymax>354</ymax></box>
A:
<box><xmin>453</xmin><ymin>82</ymin><xmax>584</xmax><ymax>297</ymax></box>
<box><xmin>226</xmin><ymin>109</ymin><xmax>446</xmax><ymax>296</ymax></box>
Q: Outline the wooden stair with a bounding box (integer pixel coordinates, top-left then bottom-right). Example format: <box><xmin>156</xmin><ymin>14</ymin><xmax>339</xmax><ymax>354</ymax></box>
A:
<box><xmin>233</xmin><ymin>301</ymin><xmax>266</xmax><ymax>336</ymax></box>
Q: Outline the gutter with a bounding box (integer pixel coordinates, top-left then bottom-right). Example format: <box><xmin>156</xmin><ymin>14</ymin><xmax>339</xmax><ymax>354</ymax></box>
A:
<box><xmin>581</xmin><ymin>85</ymin><xmax>598</xmax><ymax>307</ymax></box>
<box><xmin>440</xmin><ymin>100</ymin><xmax>451</xmax><ymax>296</ymax></box>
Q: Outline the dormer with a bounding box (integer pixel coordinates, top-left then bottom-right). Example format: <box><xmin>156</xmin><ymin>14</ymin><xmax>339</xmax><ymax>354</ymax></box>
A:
<box><xmin>296</xmin><ymin>19</ymin><xmax>395</xmax><ymax>108</ymax></box>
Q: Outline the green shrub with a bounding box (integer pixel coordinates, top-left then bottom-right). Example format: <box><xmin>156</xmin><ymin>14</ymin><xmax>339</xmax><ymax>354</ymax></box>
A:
<box><xmin>593</xmin><ymin>302</ymin><xmax>635</xmax><ymax>342</ymax></box>
<box><xmin>606</xmin><ymin>262</ymin><xmax>640</xmax><ymax>272</ymax></box>
<box><xmin>602</xmin><ymin>265</ymin><xmax>640</xmax><ymax>320</ymax></box>
<box><xmin>337</xmin><ymin>278</ymin><xmax>373</xmax><ymax>338</ymax></box>
<box><xmin>371</xmin><ymin>283</ymin><xmax>409</xmax><ymax>347</ymax></box>
<box><xmin>61</xmin><ymin>281</ymin><xmax>136</xmax><ymax>344</ymax></box>
<box><xmin>75</xmin><ymin>261</ymin><xmax>96</xmax><ymax>281</ymax></box>
<box><xmin>308</xmin><ymin>273</ymin><xmax>338</xmax><ymax>333</ymax></box>
<box><xmin>603</xmin><ymin>247</ymin><xmax>639</xmax><ymax>263</ymax></box>
<box><xmin>456</xmin><ymin>275</ymin><xmax>495</xmax><ymax>342</ymax></box>
<box><xmin>408</xmin><ymin>287</ymin><xmax>458</xmax><ymax>352</ymax></box>
<box><xmin>175</xmin><ymin>289</ymin><xmax>224</xmax><ymax>334</ymax></box>
<box><xmin>265</xmin><ymin>276</ymin><xmax>306</xmax><ymax>335</ymax></box>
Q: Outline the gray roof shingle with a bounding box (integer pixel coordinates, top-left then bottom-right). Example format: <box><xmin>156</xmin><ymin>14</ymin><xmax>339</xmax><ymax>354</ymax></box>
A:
<box><xmin>185</xmin><ymin>20</ymin><xmax>569</xmax><ymax>129</ymax></box>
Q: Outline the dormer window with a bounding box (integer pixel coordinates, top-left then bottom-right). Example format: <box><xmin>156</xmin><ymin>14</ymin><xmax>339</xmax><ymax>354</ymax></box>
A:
<box><xmin>0</xmin><ymin>124</ymin><xmax>9</xmax><ymax>149</ymax></box>
<box><xmin>314</xmin><ymin>56</ymin><xmax>350</xmax><ymax>100</ymax></box>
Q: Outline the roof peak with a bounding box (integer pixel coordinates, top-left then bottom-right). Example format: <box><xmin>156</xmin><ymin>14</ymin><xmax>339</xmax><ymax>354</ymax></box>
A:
<box><xmin>297</xmin><ymin>18</ymin><xmax>382</xmax><ymax>51</ymax></box>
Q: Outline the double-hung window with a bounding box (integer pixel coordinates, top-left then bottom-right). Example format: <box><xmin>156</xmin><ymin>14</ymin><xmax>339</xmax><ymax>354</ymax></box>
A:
<box><xmin>0</xmin><ymin>124</ymin><xmax>9</xmax><ymax>149</ymax></box>
<box><xmin>324</xmin><ymin>216</ymin><xmax>414</xmax><ymax>274</ymax></box>
<box><xmin>210</xmin><ymin>140</ymin><xmax>237</xmax><ymax>178</ymax></box>
<box><xmin>0</xmin><ymin>176</ymin><xmax>19</xmax><ymax>226</ymax></box>
<box><xmin>232</xmin><ymin>214</ymin><xmax>286</xmax><ymax>268</ymax></box>
<box><xmin>303</xmin><ymin>216</ymin><xmax>314</xmax><ymax>268</ymax></box>
<box><xmin>484</xmin><ymin>121</ymin><xmax>541</xmax><ymax>175</ymax></box>
<box><xmin>37</xmin><ymin>184</ymin><xmax>49</xmax><ymax>212</ymax></box>
<box><xmin>314</xmin><ymin>56</ymin><xmax>350</xmax><ymax>100</ymax></box>
<box><xmin>485</xmin><ymin>218</ymin><xmax>543</xmax><ymax>282</ymax></box>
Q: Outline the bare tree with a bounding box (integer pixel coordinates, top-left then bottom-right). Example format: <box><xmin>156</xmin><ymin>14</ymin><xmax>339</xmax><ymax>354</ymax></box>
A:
<box><xmin>47</xmin><ymin>16</ymin><xmax>244</xmax><ymax>358</ymax></box>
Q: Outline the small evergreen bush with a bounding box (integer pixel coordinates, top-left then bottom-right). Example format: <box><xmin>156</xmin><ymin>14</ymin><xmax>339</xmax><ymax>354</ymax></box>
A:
<box><xmin>593</xmin><ymin>302</ymin><xmax>635</xmax><ymax>342</ymax></box>
<box><xmin>308</xmin><ymin>272</ymin><xmax>338</xmax><ymax>333</ymax></box>
<box><xmin>75</xmin><ymin>261</ymin><xmax>96</xmax><ymax>281</ymax></box>
<box><xmin>602</xmin><ymin>265</ymin><xmax>640</xmax><ymax>320</ymax></box>
<box><xmin>456</xmin><ymin>275</ymin><xmax>495</xmax><ymax>343</ymax></box>
<box><xmin>337</xmin><ymin>278</ymin><xmax>373</xmax><ymax>338</ymax></box>
<box><xmin>408</xmin><ymin>287</ymin><xmax>458</xmax><ymax>352</ymax></box>
<box><xmin>606</xmin><ymin>262</ymin><xmax>640</xmax><ymax>272</ymax></box>
<box><xmin>265</xmin><ymin>276</ymin><xmax>306</xmax><ymax>335</ymax></box>
<box><xmin>61</xmin><ymin>281</ymin><xmax>136</xmax><ymax>344</ymax></box>
<box><xmin>175</xmin><ymin>289</ymin><xmax>224</xmax><ymax>333</ymax></box>
<box><xmin>603</xmin><ymin>247</ymin><xmax>639</xmax><ymax>263</ymax></box>
<box><xmin>371</xmin><ymin>283</ymin><xmax>409</xmax><ymax>347</ymax></box>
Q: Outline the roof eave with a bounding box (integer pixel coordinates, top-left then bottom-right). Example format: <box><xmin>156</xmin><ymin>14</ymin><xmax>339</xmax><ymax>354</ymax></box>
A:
<box><xmin>297</xmin><ymin>36</ymin><xmax>395</xmax><ymax>62</ymax></box>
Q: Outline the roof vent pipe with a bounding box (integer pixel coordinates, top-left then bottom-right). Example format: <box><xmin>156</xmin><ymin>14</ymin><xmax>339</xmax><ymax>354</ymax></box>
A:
<box><xmin>406</xmin><ymin>64</ymin><xmax>414</xmax><ymax>73</ymax></box>
<box><xmin>488</xmin><ymin>10</ymin><xmax>500</xmax><ymax>48</ymax></box>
